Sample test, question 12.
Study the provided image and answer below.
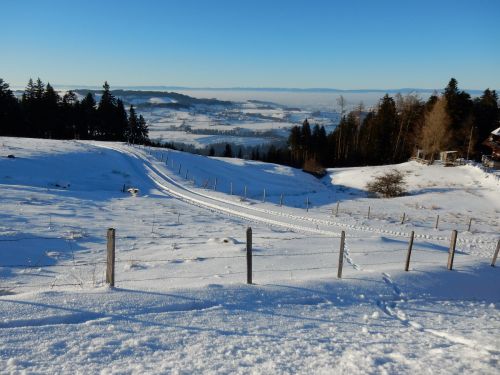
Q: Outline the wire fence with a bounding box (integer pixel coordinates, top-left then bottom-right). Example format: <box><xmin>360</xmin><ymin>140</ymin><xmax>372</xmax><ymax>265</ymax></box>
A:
<box><xmin>142</xmin><ymin>146</ymin><xmax>500</xmax><ymax>236</ymax></box>
<box><xmin>2</xmin><ymin>227</ymin><xmax>498</xmax><ymax>294</ymax></box>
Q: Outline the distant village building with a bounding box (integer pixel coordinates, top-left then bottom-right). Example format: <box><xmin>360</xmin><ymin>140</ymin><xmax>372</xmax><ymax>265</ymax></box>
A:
<box><xmin>482</xmin><ymin>126</ymin><xmax>500</xmax><ymax>169</ymax></box>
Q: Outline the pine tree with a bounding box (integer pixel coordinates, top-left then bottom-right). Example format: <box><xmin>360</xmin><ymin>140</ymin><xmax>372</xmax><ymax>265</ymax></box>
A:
<box><xmin>137</xmin><ymin>115</ymin><xmax>149</xmax><ymax>143</ymax></box>
<box><xmin>115</xmin><ymin>99</ymin><xmax>128</xmax><ymax>141</ymax></box>
<box><xmin>443</xmin><ymin>78</ymin><xmax>473</xmax><ymax>153</ymax></box>
<box><xmin>0</xmin><ymin>79</ymin><xmax>23</xmax><ymax>136</ymax></box>
<box><xmin>21</xmin><ymin>78</ymin><xmax>45</xmax><ymax>137</ymax></box>
<box><xmin>288</xmin><ymin>125</ymin><xmax>302</xmax><ymax>164</ymax></box>
<box><xmin>62</xmin><ymin>91</ymin><xmax>81</xmax><ymax>138</ymax></box>
<box><xmin>473</xmin><ymin>89</ymin><xmax>499</xmax><ymax>158</ymax></box>
<box><xmin>301</xmin><ymin>118</ymin><xmax>312</xmax><ymax>158</ymax></box>
<box><xmin>97</xmin><ymin>81</ymin><xmax>117</xmax><ymax>140</ymax></box>
<box><xmin>126</xmin><ymin>105</ymin><xmax>148</xmax><ymax>144</ymax></box>
<box><xmin>34</xmin><ymin>78</ymin><xmax>45</xmax><ymax>100</ymax></box>
<box><xmin>126</xmin><ymin>105</ymin><xmax>139</xmax><ymax>143</ymax></box>
<box><xmin>22</xmin><ymin>78</ymin><xmax>35</xmax><ymax>103</ymax></box>
<box><xmin>80</xmin><ymin>93</ymin><xmax>97</xmax><ymax>139</ymax></box>
<box><xmin>223</xmin><ymin>143</ymin><xmax>233</xmax><ymax>157</ymax></box>
<box><xmin>43</xmin><ymin>83</ymin><xmax>61</xmax><ymax>138</ymax></box>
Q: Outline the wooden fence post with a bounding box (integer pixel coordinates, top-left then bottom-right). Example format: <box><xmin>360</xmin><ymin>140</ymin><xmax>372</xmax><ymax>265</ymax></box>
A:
<box><xmin>447</xmin><ymin>230</ymin><xmax>458</xmax><ymax>270</ymax></box>
<box><xmin>262</xmin><ymin>188</ymin><xmax>266</xmax><ymax>203</ymax></box>
<box><xmin>467</xmin><ymin>218</ymin><xmax>472</xmax><ymax>232</ymax></box>
<box><xmin>106</xmin><ymin>228</ymin><xmax>116</xmax><ymax>287</ymax></box>
<box><xmin>230</xmin><ymin>182</ymin><xmax>233</xmax><ymax>195</ymax></box>
<box><xmin>337</xmin><ymin>231</ymin><xmax>345</xmax><ymax>278</ymax></box>
<box><xmin>185</xmin><ymin>169</ymin><xmax>188</xmax><ymax>179</ymax></box>
<box><xmin>306</xmin><ymin>197</ymin><xmax>309</xmax><ymax>212</ymax></box>
<box><xmin>491</xmin><ymin>240</ymin><xmax>500</xmax><ymax>267</ymax></box>
<box><xmin>367</xmin><ymin>206</ymin><xmax>371</xmax><ymax>219</ymax></box>
<box><xmin>214</xmin><ymin>177</ymin><xmax>217</xmax><ymax>191</ymax></box>
<box><xmin>401</xmin><ymin>212</ymin><xmax>406</xmax><ymax>224</ymax></box>
<box><xmin>178</xmin><ymin>164</ymin><xmax>181</xmax><ymax>174</ymax></box>
<box><xmin>404</xmin><ymin>231</ymin><xmax>415</xmax><ymax>271</ymax></box>
<box><xmin>335</xmin><ymin>201</ymin><xmax>340</xmax><ymax>217</ymax></box>
<box><xmin>246</xmin><ymin>227</ymin><xmax>252</xmax><ymax>284</ymax></box>
<box><xmin>435</xmin><ymin>214</ymin><xmax>439</xmax><ymax>229</ymax></box>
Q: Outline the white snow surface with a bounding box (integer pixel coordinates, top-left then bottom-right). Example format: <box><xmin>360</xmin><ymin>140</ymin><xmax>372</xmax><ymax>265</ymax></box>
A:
<box><xmin>0</xmin><ymin>137</ymin><xmax>499</xmax><ymax>374</ymax></box>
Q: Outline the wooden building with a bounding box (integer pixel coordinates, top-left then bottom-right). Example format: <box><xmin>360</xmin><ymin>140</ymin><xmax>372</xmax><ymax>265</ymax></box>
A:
<box><xmin>482</xmin><ymin>126</ymin><xmax>500</xmax><ymax>169</ymax></box>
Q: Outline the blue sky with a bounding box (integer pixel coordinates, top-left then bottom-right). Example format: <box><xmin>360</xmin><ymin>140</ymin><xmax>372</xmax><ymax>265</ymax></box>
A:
<box><xmin>1</xmin><ymin>0</ymin><xmax>499</xmax><ymax>89</ymax></box>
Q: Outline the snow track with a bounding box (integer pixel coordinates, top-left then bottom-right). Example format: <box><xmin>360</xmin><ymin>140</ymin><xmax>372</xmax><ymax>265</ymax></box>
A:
<box><xmin>376</xmin><ymin>272</ymin><xmax>499</xmax><ymax>356</ymax></box>
<box><xmin>91</xmin><ymin>143</ymin><xmax>498</xmax><ymax>255</ymax></box>
<box><xmin>93</xmin><ymin>143</ymin><xmax>345</xmax><ymax>237</ymax></box>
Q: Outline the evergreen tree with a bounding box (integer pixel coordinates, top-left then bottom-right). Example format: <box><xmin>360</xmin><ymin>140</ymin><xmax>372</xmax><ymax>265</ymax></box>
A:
<box><xmin>126</xmin><ymin>105</ymin><xmax>139</xmax><ymax>143</ymax></box>
<box><xmin>137</xmin><ymin>115</ymin><xmax>149</xmax><ymax>143</ymax></box>
<box><xmin>80</xmin><ymin>93</ymin><xmax>97</xmax><ymax>139</ymax></box>
<box><xmin>21</xmin><ymin>78</ymin><xmax>45</xmax><ymax>137</ymax></box>
<box><xmin>43</xmin><ymin>83</ymin><xmax>61</xmax><ymax>138</ymax></box>
<box><xmin>301</xmin><ymin>118</ymin><xmax>312</xmax><ymax>158</ymax></box>
<box><xmin>363</xmin><ymin>95</ymin><xmax>399</xmax><ymax>164</ymax></box>
<box><xmin>115</xmin><ymin>99</ymin><xmax>128</xmax><ymax>141</ymax></box>
<box><xmin>97</xmin><ymin>81</ymin><xmax>117</xmax><ymax>140</ymax></box>
<box><xmin>223</xmin><ymin>143</ymin><xmax>233</xmax><ymax>157</ymax></box>
<box><xmin>473</xmin><ymin>89</ymin><xmax>499</xmax><ymax>158</ymax></box>
<box><xmin>0</xmin><ymin>79</ymin><xmax>23</xmax><ymax>136</ymax></box>
<box><xmin>62</xmin><ymin>91</ymin><xmax>81</xmax><ymax>139</ymax></box>
<box><xmin>443</xmin><ymin>78</ymin><xmax>473</xmax><ymax>153</ymax></box>
<box><xmin>34</xmin><ymin>78</ymin><xmax>45</xmax><ymax>100</ymax></box>
<box><xmin>21</xmin><ymin>78</ymin><xmax>35</xmax><ymax>103</ymax></box>
<box><xmin>288</xmin><ymin>125</ymin><xmax>302</xmax><ymax>165</ymax></box>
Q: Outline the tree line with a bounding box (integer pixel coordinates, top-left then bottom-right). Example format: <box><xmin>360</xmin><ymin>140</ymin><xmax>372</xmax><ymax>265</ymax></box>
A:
<box><xmin>118</xmin><ymin>77</ymin><xmax>500</xmax><ymax>173</ymax></box>
<box><xmin>259</xmin><ymin>78</ymin><xmax>498</xmax><ymax>171</ymax></box>
<box><xmin>2</xmin><ymin>77</ymin><xmax>498</xmax><ymax>171</ymax></box>
<box><xmin>0</xmin><ymin>78</ymin><xmax>149</xmax><ymax>143</ymax></box>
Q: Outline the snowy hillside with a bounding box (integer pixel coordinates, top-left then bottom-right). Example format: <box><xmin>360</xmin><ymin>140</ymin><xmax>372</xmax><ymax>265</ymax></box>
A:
<box><xmin>0</xmin><ymin>137</ymin><xmax>499</xmax><ymax>374</ymax></box>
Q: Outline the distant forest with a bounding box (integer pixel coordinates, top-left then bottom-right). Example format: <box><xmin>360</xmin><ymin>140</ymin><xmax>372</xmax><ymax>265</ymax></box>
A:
<box><xmin>0</xmin><ymin>79</ymin><xmax>149</xmax><ymax>143</ymax></box>
<box><xmin>1</xmin><ymin>77</ymin><xmax>498</xmax><ymax>171</ymax></box>
<box><xmin>253</xmin><ymin>78</ymin><xmax>499</xmax><ymax>172</ymax></box>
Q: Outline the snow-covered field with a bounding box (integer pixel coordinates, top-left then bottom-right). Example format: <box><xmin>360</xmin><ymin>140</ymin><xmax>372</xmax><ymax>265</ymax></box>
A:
<box><xmin>138</xmin><ymin>99</ymin><xmax>338</xmax><ymax>148</ymax></box>
<box><xmin>0</xmin><ymin>137</ymin><xmax>499</xmax><ymax>374</ymax></box>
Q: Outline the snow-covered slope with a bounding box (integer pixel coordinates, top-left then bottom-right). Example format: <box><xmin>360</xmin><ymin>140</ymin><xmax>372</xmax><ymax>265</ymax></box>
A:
<box><xmin>0</xmin><ymin>137</ymin><xmax>499</xmax><ymax>374</ymax></box>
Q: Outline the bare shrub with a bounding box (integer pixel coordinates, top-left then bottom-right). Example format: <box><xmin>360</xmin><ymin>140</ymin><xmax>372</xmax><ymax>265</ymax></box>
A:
<box><xmin>366</xmin><ymin>170</ymin><xmax>406</xmax><ymax>198</ymax></box>
<box><xmin>303</xmin><ymin>158</ymin><xmax>326</xmax><ymax>177</ymax></box>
